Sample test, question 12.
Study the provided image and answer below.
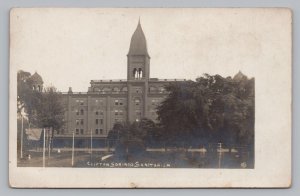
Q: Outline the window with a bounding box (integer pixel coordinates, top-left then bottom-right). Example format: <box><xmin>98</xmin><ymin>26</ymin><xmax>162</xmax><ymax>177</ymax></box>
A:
<box><xmin>80</xmin><ymin>100</ymin><xmax>84</xmax><ymax>105</ymax></box>
<box><xmin>113</xmin><ymin>87</ymin><xmax>119</xmax><ymax>92</ymax></box>
<box><xmin>115</xmin><ymin>118</ymin><xmax>123</xmax><ymax>123</ymax></box>
<box><xmin>133</xmin><ymin>68</ymin><xmax>137</xmax><ymax>78</ymax></box>
<box><xmin>56</xmin><ymin>130</ymin><xmax>60</xmax><ymax>135</ymax></box>
<box><xmin>96</xmin><ymin>99</ymin><xmax>103</xmax><ymax>105</ymax></box>
<box><xmin>119</xmin><ymin>110</ymin><xmax>123</xmax><ymax>116</ymax></box>
<box><xmin>80</xmin><ymin>119</ymin><xmax>84</xmax><ymax>125</ymax></box>
<box><xmin>76</xmin><ymin>129</ymin><xmax>79</xmax><ymax>135</ymax></box>
<box><xmin>119</xmin><ymin>102</ymin><xmax>123</xmax><ymax>106</ymax></box>
<box><xmin>80</xmin><ymin>129</ymin><xmax>84</xmax><ymax>134</ymax></box>
<box><xmin>95</xmin><ymin>110</ymin><xmax>103</xmax><ymax>115</ymax></box>
<box><xmin>135</xmin><ymin>110</ymin><xmax>141</xmax><ymax>115</ymax></box>
<box><xmin>115</xmin><ymin>110</ymin><xmax>118</xmax><ymax>116</ymax></box>
<box><xmin>76</xmin><ymin>110</ymin><xmax>79</xmax><ymax>115</ymax></box>
<box><xmin>135</xmin><ymin>99</ymin><xmax>140</xmax><ymax>106</ymax></box>
<box><xmin>96</xmin><ymin>119</ymin><xmax>103</xmax><ymax>125</ymax></box>
<box><xmin>80</xmin><ymin>109</ymin><xmax>84</xmax><ymax>115</ymax></box>
<box><xmin>95</xmin><ymin>129</ymin><xmax>99</xmax><ymax>134</ymax></box>
<box><xmin>138</xmin><ymin>68</ymin><xmax>143</xmax><ymax>79</ymax></box>
<box><xmin>159</xmin><ymin>87</ymin><xmax>165</xmax><ymax>93</ymax></box>
<box><xmin>151</xmin><ymin>110</ymin><xmax>157</xmax><ymax>116</ymax></box>
<box><xmin>76</xmin><ymin>119</ymin><xmax>80</xmax><ymax>125</ymax></box>
<box><xmin>100</xmin><ymin>129</ymin><xmax>103</xmax><ymax>134</ymax></box>
<box><xmin>135</xmin><ymin>87</ymin><xmax>142</xmax><ymax>93</ymax></box>
<box><xmin>115</xmin><ymin>100</ymin><xmax>119</xmax><ymax>105</ymax></box>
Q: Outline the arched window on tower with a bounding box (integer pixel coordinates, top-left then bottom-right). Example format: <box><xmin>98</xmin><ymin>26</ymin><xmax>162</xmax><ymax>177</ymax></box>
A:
<box><xmin>133</xmin><ymin>68</ymin><xmax>137</xmax><ymax>79</ymax></box>
<box><xmin>138</xmin><ymin>68</ymin><xmax>143</xmax><ymax>79</ymax></box>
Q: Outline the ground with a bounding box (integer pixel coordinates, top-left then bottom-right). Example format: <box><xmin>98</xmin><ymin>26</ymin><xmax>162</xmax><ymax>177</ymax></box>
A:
<box><xmin>17</xmin><ymin>148</ymin><xmax>254</xmax><ymax>168</ymax></box>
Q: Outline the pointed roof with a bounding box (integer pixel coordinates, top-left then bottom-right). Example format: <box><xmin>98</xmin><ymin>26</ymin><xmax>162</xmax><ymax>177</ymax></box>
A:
<box><xmin>233</xmin><ymin>71</ymin><xmax>247</xmax><ymax>81</ymax></box>
<box><xmin>30</xmin><ymin>71</ymin><xmax>43</xmax><ymax>84</ymax></box>
<box><xmin>128</xmin><ymin>19</ymin><xmax>149</xmax><ymax>57</ymax></box>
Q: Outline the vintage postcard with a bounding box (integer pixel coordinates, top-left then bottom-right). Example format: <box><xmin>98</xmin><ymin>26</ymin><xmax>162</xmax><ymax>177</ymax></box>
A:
<box><xmin>9</xmin><ymin>8</ymin><xmax>292</xmax><ymax>188</ymax></box>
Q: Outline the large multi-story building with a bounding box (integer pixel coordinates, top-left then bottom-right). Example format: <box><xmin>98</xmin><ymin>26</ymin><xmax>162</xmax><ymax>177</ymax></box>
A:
<box><xmin>53</xmin><ymin>20</ymin><xmax>186</xmax><ymax>143</ymax></box>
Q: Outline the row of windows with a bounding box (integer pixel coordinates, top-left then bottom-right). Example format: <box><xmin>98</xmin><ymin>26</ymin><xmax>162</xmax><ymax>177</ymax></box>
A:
<box><xmin>74</xmin><ymin>99</ymin><xmax>162</xmax><ymax>109</ymax></box>
<box><xmin>93</xmin><ymin>87</ymin><xmax>128</xmax><ymax>92</ymax></box>
<box><xmin>93</xmin><ymin>86</ymin><xmax>166</xmax><ymax>93</ymax></box>
<box><xmin>76</xmin><ymin>119</ymin><xmax>103</xmax><ymax>125</ymax></box>
<box><xmin>75</xmin><ymin>128</ymin><xmax>104</xmax><ymax>135</ymax></box>
<box><xmin>75</xmin><ymin>99</ymin><xmax>125</xmax><ymax>105</ymax></box>
<box><xmin>76</xmin><ymin>109</ymin><xmax>124</xmax><ymax>116</ymax></box>
<box><xmin>76</xmin><ymin>118</ymin><xmax>129</xmax><ymax>126</ymax></box>
<box><xmin>76</xmin><ymin>100</ymin><xmax>85</xmax><ymax>105</ymax></box>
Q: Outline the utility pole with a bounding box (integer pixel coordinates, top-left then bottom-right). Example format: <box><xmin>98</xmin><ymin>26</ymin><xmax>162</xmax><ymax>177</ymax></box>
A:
<box><xmin>43</xmin><ymin>128</ymin><xmax>46</xmax><ymax>167</ymax></box>
<box><xmin>20</xmin><ymin>115</ymin><xmax>24</xmax><ymax>159</ymax></box>
<box><xmin>71</xmin><ymin>131</ymin><xmax>74</xmax><ymax>166</ymax></box>
<box><xmin>48</xmin><ymin>128</ymin><xmax>51</xmax><ymax>159</ymax></box>
<box><xmin>90</xmin><ymin>129</ymin><xmax>93</xmax><ymax>161</ymax></box>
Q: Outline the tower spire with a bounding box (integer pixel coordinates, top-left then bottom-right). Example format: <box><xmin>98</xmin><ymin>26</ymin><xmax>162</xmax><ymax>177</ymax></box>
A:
<box><xmin>127</xmin><ymin>19</ymin><xmax>149</xmax><ymax>56</ymax></box>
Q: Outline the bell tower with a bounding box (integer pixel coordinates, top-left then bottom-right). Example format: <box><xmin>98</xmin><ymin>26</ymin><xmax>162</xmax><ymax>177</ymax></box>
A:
<box><xmin>127</xmin><ymin>19</ymin><xmax>150</xmax><ymax>81</ymax></box>
<box><xmin>127</xmin><ymin>20</ymin><xmax>150</xmax><ymax>122</ymax></box>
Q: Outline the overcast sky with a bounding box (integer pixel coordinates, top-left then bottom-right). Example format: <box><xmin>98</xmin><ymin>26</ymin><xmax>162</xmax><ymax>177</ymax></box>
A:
<box><xmin>11</xmin><ymin>8</ymin><xmax>285</xmax><ymax>92</ymax></box>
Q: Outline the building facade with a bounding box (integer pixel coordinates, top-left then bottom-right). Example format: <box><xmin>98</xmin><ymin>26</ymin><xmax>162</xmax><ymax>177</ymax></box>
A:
<box><xmin>56</xmin><ymin>21</ymin><xmax>186</xmax><ymax>141</ymax></box>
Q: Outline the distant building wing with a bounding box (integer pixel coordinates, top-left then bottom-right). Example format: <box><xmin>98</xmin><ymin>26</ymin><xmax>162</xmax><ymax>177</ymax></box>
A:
<box><xmin>25</xmin><ymin>128</ymin><xmax>43</xmax><ymax>141</ymax></box>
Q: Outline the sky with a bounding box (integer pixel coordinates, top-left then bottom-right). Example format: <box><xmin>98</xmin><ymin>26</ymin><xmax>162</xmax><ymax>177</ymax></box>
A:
<box><xmin>10</xmin><ymin>8</ymin><xmax>284</xmax><ymax>92</ymax></box>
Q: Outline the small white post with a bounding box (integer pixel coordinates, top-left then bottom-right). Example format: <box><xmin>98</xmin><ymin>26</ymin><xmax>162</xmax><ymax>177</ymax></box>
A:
<box><xmin>20</xmin><ymin>115</ymin><xmax>24</xmax><ymax>159</ymax></box>
<box><xmin>43</xmin><ymin>128</ymin><xmax>46</xmax><ymax>167</ymax></box>
<box><xmin>71</xmin><ymin>131</ymin><xmax>74</xmax><ymax>166</ymax></box>
<box><xmin>218</xmin><ymin>143</ymin><xmax>222</xmax><ymax>168</ymax></box>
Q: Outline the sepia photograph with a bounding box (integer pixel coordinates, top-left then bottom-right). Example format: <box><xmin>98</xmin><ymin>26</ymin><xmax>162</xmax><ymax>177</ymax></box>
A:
<box><xmin>9</xmin><ymin>8</ymin><xmax>291</xmax><ymax>188</ymax></box>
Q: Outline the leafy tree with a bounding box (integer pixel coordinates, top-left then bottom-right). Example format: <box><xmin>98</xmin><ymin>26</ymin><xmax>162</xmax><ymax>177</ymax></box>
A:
<box><xmin>17</xmin><ymin>70</ymin><xmax>42</xmax><ymax>125</ymax></box>
<box><xmin>156</xmin><ymin>73</ymin><xmax>254</xmax><ymax>147</ymax></box>
<box><xmin>110</xmin><ymin>118</ymin><xmax>157</xmax><ymax>159</ymax></box>
<box><xmin>35</xmin><ymin>86</ymin><xmax>65</xmax><ymax>136</ymax></box>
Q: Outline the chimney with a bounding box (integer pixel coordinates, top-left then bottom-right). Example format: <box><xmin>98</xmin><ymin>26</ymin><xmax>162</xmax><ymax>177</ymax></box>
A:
<box><xmin>68</xmin><ymin>87</ymin><xmax>73</xmax><ymax>94</ymax></box>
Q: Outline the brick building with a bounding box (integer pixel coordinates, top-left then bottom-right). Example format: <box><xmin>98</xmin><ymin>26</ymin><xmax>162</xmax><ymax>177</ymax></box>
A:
<box><xmin>55</xmin><ymin>20</ymin><xmax>186</xmax><ymax>143</ymax></box>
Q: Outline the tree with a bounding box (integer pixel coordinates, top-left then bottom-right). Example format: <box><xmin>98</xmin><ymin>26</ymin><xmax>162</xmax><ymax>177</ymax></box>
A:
<box><xmin>157</xmin><ymin>80</ymin><xmax>210</xmax><ymax>145</ymax></box>
<box><xmin>109</xmin><ymin>118</ymin><xmax>157</xmax><ymax>160</ymax></box>
<box><xmin>17</xmin><ymin>70</ymin><xmax>41</xmax><ymax>124</ymax></box>
<box><xmin>35</xmin><ymin>86</ymin><xmax>65</xmax><ymax>136</ymax></box>
<box><xmin>156</xmin><ymin>73</ymin><xmax>254</xmax><ymax>147</ymax></box>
